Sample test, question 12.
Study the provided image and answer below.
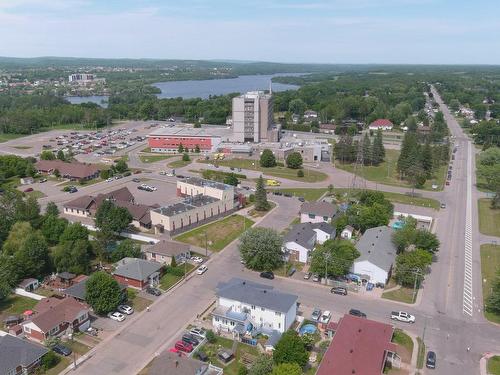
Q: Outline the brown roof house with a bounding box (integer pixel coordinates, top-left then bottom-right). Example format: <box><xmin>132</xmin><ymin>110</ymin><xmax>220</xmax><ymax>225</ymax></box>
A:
<box><xmin>143</xmin><ymin>240</ymin><xmax>191</xmax><ymax>265</ymax></box>
<box><xmin>35</xmin><ymin>159</ymin><xmax>100</xmax><ymax>180</ymax></box>
<box><xmin>63</xmin><ymin>187</ymin><xmax>155</xmax><ymax>230</ymax></box>
<box><xmin>21</xmin><ymin>297</ymin><xmax>90</xmax><ymax>343</ymax></box>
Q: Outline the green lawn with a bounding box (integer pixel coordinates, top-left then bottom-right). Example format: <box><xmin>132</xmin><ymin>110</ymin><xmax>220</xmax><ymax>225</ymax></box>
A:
<box><xmin>42</xmin><ymin>355</ymin><xmax>71</xmax><ymax>375</ymax></box>
<box><xmin>416</xmin><ymin>337</ymin><xmax>426</xmax><ymax>369</ymax></box>
<box><xmin>12</xmin><ymin>145</ymin><xmax>32</xmax><ymax>149</ymax></box>
<box><xmin>200</xmin><ymin>158</ymin><xmax>328</xmax><ymax>183</ymax></box>
<box><xmin>478</xmin><ymin>199</ymin><xmax>500</xmax><ymax>237</ymax></box>
<box><xmin>0</xmin><ymin>133</ymin><xmax>26</xmax><ymax>142</ymax></box>
<box><xmin>480</xmin><ymin>244</ymin><xmax>500</xmax><ymax>324</ymax></box>
<box><xmin>247</xmin><ymin>201</ymin><xmax>276</xmax><ymax>218</ymax></box>
<box><xmin>64</xmin><ymin>340</ymin><xmax>91</xmax><ymax>355</ymax></box>
<box><xmin>488</xmin><ymin>356</ymin><xmax>500</xmax><ymax>375</ymax></box>
<box><xmin>392</xmin><ymin>329</ymin><xmax>414</xmax><ymax>355</ymax></box>
<box><xmin>139</xmin><ymin>154</ymin><xmax>176</xmax><ymax>163</ymax></box>
<box><xmin>127</xmin><ymin>288</ymin><xmax>152</xmax><ymax>312</ymax></box>
<box><xmin>336</xmin><ymin>149</ymin><xmax>447</xmax><ymax>191</ymax></box>
<box><xmin>168</xmin><ymin>159</ymin><xmax>192</xmax><ymax>168</ymax></box>
<box><xmin>174</xmin><ymin>215</ymin><xmax>254</xmax><ymax>252</ymax></box>
<box><xmin>0</xmin><ymin>295</ymin><xmax>38</xmax><ymax>322</ymax></box>
<box><xmin>159</xmin><ymin>263</ymin><xmax>196</xmax><ymax>290</ymax></box>
<box><xmin>26</xmin><ymin>190</ymin><xmax>47</xmax><ymax>199</ymax></box>
<box><xmin>273</xmin><ymin>188</ymin><xmax>328</xmax><ymax>201</ymax></box>
<box><xmin>382</xmin><ymin>287</ymin><xmax>416</xmax><ymax>304</ymax></box>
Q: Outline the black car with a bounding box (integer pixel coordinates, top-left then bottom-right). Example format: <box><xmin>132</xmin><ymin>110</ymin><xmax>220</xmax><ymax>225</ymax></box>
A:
<box><xmin>426</xmin><ymin>351</ymin><xmax>436</xmax><ymax>369</ymax></box>
<box><xmin>176</xmin><ymin>175</ymin><xmax>185</xmax><ymax>179</ymax></box>
<box><xmin>283</xmin><ymin>193</ymin><xmax>292</xmax><ymax>197</ymax></box>
<box><xmin>146</xmin><ymin>287</ymin><xmax>161</xmax><ymax>296</ymax></box>
<box><xmin>349</xmin><ymin>309</ymin><xmax>367</xmax><ymax>318</ymax></box>
<box><xmin>52</xmin><ymin>344</ymin><xmax>72</xmax><ymax>356</ymax></box>
<box><xmin>260</xmin><ymin>271</ymin><xmax>275</xmax><ymax>280</ymax></box>
<box><xmin>331</xmin><ymin>287</ymin><xmax>348</xmax><ymax>296</ymax></box>
<box><xmin>298</xmin><ymin>197</ymin><xmax>305</xmax><ymax>202</ymax></box>
<box><xmin>182</xmin><ymin>333</ymin><xmax>200</xmax><ymax>346</ymax></box>
<box><xmin>197</xmin><ymin>351</ymin><xmax>209</xmax><ymax>362</ymax></box>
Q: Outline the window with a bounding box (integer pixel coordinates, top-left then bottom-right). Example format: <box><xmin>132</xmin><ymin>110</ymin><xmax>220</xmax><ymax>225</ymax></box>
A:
<box><xmin>79</xmin><ymin>313</ymin><xmax>87</xmax><ymax>322</ymax></box>
<box><xmin>215</xmin><ymin>317</ymin><xmax>220</xmax><ymax>322</ymax></box>
<box><xmin>308</xmin><ymin>214</ymin><xmax>315</xmax><ymax>219</ymax></box>
<box><xmin>261</xmin><ymin>307</ymin><xmax>265</xmax><ymax>312</ymax></box>
<box><xmin>323</xmin><ymin>216</ymin><xmax>328</xmax><ymax>221</ymax></box>
<box><xmin>230</xmin><ymin>321</ymin><xmax>235</xmax><ymax>326</ymax></box>
<box><xmin>275</xmin><ymin>311</ymin><xmax>281</xmax><ymax>317</ymax></box>
<box><xmin>23</xmin><ymin>326</ymin><xmax>31</xmax><ymax>333</ymax></box>
<box><xmin>278</xmin><ymin>323</ymin><xmax>281</xmax><ymax>329</ymax></box>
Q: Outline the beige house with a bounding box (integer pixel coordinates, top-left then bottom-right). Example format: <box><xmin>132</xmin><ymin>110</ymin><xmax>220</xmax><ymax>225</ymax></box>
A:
<box><xmin>142</xmin><ymin>240</ymin><xmax>191</xmax><ymax>265</ymax></box>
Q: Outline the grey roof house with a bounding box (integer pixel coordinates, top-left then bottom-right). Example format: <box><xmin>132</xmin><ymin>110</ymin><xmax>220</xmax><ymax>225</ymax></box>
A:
<box><xmin>283</xmin><ymin>222</ymin><xmax>335</xmax><ymax>263</ymax></box>
<box><xmin>0</xmin><ymin>334</ymin><xmax>48</xmax><ymax>375</ymax></box>
<box><xmin>142</xmin><ymin>240</ymin><xmax>191</xmax><ymax>265</ymax></box>
<box><xmin>352</xmin><ymin>226</ymin><xmax>396</xmax><ymax>285</ymax></box>
<box><xmin>64</xmin><ymin>276</ymin><xmax>127</xmax><ymax>302</ymax></box>
<box><xmin>112</xmin><ymin>257</ymin><xmax>163</xmax><ymax>290</ymax></box>
<box><xmin>149</xmin><ymin>351</ymin><xmax>223</xmax><ymax>375</ymax></box>
<box><xmin>300</xmin><ymin>201</ymin><xmax>338</xmax><ymax>224</ymax></box>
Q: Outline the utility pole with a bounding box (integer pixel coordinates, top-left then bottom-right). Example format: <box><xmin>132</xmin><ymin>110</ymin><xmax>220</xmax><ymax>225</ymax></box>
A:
<box><xmin>412</xmin><ymin>268</ymin><xmax>421</xmax><ymax>303</ymax></box>
<box><xmin>204</xmin><ymin>230</ymin><xmax>208</xmax><ymax>257</ymax></box>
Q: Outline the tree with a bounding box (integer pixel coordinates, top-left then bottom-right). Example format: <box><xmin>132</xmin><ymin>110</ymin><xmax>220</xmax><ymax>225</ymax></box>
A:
<box><xmin>286</xmin><ymin>152</ymin><xmax>303</xmax><ymax>169</ymax></box>
<box><xmin>2</xmin><ymin>221</ymin><xmax>33</xmax><ymax>255</ymax></box>
<box><xmin>371</xmin><ymin>129</ymin><xmax>385</xmax><ymax>165</ymax></box>
<box><xmin>114</xmin><ymin>159</ymin><xmax>128</xmax><ymax>173</ymax></box>
<box><xmin>40</xmin><ymin>150</ymin><xmax>55</xmax><ymax>160</ymax></box>
<box><xmin>41</xmin><ymin>351</ymin><xmax>60</xmax><ymax>371</ymax></box>
<box><xmin>272</xmin><ymin>363</ymin><xmax>302</xmax><ymax>375</ymax></box>
<box><xmin>45</xmin><ymin>201</ymin><xmax>59</xmax><ymax>217</ymax></box>
<box><xmin>355</xmin><ymin>203</ymin><xmax>392</xmax><ymax>232</ymax></box>
<box><xmin>327</xmin><ymin>184</ymin><xmax>334</xmax><ymax>196</ymax></box>
<box><xmin>56</xmin><ymin>150</ymin><xmax>65</xmax><ymax>161</ymax></box>
<box><xmin>59</xmin><ymin>222</ymin><xmax>89</xmax><ymax>243</ymax></box>
<box><xmin>223</xmin><ymin>173</ymin><xmax>239</xmax><ymax>186</ymax></box>
<box><xmin>273</xmin><ymin>330</ymin><xmax>308</xmax><ymax>367</ymax></box>
<box><xmin>95</xmin><ymin>201</ymin><xmax>132</xmax><ymax>243</ymax></box>
<box><xmin>0</xmin><ymin>255</ymin><xmax>19</xmax><ymax>300</ymax></box>
<box><xmin>52</xmin><ymin>239</ymin><xmax>91</xmax><ymax>274</ymax></box>
<box><xmin>239</xmin><ymin>227</ymin><xmax>283</xmax><ymax>271</ymax></box>
<box><xmin>110</xmin><ymin>240</ymin><xmax>141</xmax><ymax>262</ymax></box>
<box><xmin>486</xmin><ymin>270</ymin><xmax>500</xmax><ymax>315</ymax></box>
<box><xmin>85</xmin><ymin>272</ymin><xmax>122</xmax><ymax>314</ymax></box>
<box><xmin>25</xmin><ymin>162</ymin><xmax>37</xmax><ymax>178</ymax></box>
<box><xmin>53</xmin><ymin>169</ymin><xmax>60</xmax><ymax>178</ymax></box>
<box><xmin>248</xmin><ymin>355</ymin><xmax>274</xmax><ymax>375</ymax></box>
<box><xmin>205</xmin><ymin>329</ymin><xmax>216</xmax><ymax>343</ymax></box>
<box><xmin>182</xmin><ymin>153</ymin><xmax>190</xmax><ymax>162</ymax></box>
<box><xmin>297</xmin><ymin>169</ymin><xmax>304</xmax><ymax>177</ymax></box>
<box><xmin>15</xmin><ymin>231</ymin><xmax>52</xmax><ymax>279</ymax></box>
<box><xmin>41</xmin><ymin>214</ymin><xmax>68</xmax><ymax>246</ymax></box>
<box><xmin>310</xmin><ymin>239</ymin><xmax>360</xmax><ymax>278</ymax></box>
<box><xmin>421</xmin><ymin>142</ymin><xmax>433</xmax><ymax>177</ymax></box>
<box><xmin>260</xmin><ymin>149</ymin><xmax>277</xmax><ymax>168</ymax></box>
<box><xmin>254</xmin><ymin>176</ymin><xmax>270</xmax><ymax>211</ymax></box>
<box><xmin>100</xmin><ymin>169</ymin><xmax>111</xmax><ymax>180</ymax></box>
<box><xmin>14</xmin><ymin>196</ymin><xmax>41</xmax><ymax>227</ymax></box>
<box><xmin>394</xmin><ymin>249</ymin><xmax>432</xmax><ymax>287</ymax></box>
<box><xmin>288</xmin><ymin>99</ymin><xmax>306</xmax><ymax>116</ymax></box>
<box><xmin>195</xmin><ymin>144</ymin><xmax>201</xmax><ymax>153</ymax></box>
<box><xmin>362</xmin><ymin>133</ymin><xmax>372</xmax><ymax>165</ymax></box>
<box><xmin>414</xmin><ymin>230</ymin><xmax>440</xmax><ymax>253</ymax></box>
<box><xmin>178</xmin><ymin>143</ymin><xmax>184</xmax><ymax>153</ymax></box>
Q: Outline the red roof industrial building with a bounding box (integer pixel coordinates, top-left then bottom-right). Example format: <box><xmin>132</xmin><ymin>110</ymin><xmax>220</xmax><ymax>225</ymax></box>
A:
<box><xmin>317</xmin><ymin>314</ymin><xmax>400</xmax><ymax>375</ymax></box>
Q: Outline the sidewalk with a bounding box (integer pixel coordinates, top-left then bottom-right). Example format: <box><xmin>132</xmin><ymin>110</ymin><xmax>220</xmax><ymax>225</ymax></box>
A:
<box><xmin>480</xmin><ymin>352</ymin><xmax>499</xmax><ymax>375</ymax></box>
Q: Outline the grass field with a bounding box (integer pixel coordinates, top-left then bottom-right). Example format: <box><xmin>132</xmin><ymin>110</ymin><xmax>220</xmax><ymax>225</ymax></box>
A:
<box><xmin>26</xmin><ymin>190</ymin><xmax>47</xmax><ymax>199</ymax></box>
<box><xmin>480</xmin><ymin>244</ymin><xmax>500</xmax><ymax>324</ymax></box>
<box><xmin>382</xmin><ymin>287</ymin><xmax>416</xmax><ymax>304</ymax></box>
<box><xmin>416</xmin><ymin>337</ymin><xmax>426</xmax><ymax>369</ymax></box>
<box><xmin>478</xmin><ymin>199</ymin><xmax>500</xmax><ymax>237</ymax></box>
<box><xmin>0</xmin><ymin>133</ymin><xmax>26</xmax><ymax>142</ymax></box>
<box><xmin>273</xmin><ymin>188</ymin><xmax>328</xmax><ymax>201</ymax></box>
<box><xmin>139</xmin><ymin>154</ymin><xmax>176</xmax><ymax>163</ymax></box>
<box><xmin>168</xmin><ymin>159</ymin><xmax>192</xmax><ymax>168</ymax></box>
<box><xmin>42</xmin><ymin>356</ymin><xmax>71</xmax><ymax>375</ymax></box>
<box><xmin>64</xmin><ymin>340</ymin><xmax>92</xmax><ymax>356</ymax></box>
<box><xmin>200</xmin><ymin>158</ymin><xmax>328</xmax><ymax>183</ymax></box>
<box><xmin>127</xmin><ymin>288</ymin><xmax>152</xmax><ymax>312</ymax></box>
<box><xmin>159</xmin><ymin>263</ymin><xmax>196</xmax><ymax>290</ymax></box>
<box><xmin>336</xmin><ymin>149</ymin><xmax>448</xmax><ymax>191</ymax></box>
<box><xmin>0</xmin><ymin>295</ymin><xmax>38</xmax><ymax>321</ymax></box>
<box><xmin>174</xmin><ymin>215</ymin><xmax>254</xmax><ymax>252</ymax></box>
<box><xmin>488</xmin><ymin>356</ymin><xmax>500</xmax><ymax>375</ymax></box>
<box><xmin>392</xmin><ymin>329</ymin><xmax>414</xmax><ymax>364</ymax></box>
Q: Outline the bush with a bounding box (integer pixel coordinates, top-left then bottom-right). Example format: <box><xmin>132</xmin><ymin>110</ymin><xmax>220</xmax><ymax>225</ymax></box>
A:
<box><xmin>297</xmin><ymin>170</ymin><xmax>304</xmax><ymax>177</ymax></box>
<box><xmin>41</xmin><ymin>351</ymin><xmax>60</xmax><ymax>371</ymax></box>
<box><xmin>182</xmin><ymin>153</ymin><xmax>190</xmax><ymax>162</ymax></box>
<box><xmin>205</xmin><ymin>329</ymin><xmax>216</xmax><ymax>343</ymax></box>
<box><xmin>168</xmin><ymin>266</ymin><xmax>185</xmax><ymax>277</ymax></box>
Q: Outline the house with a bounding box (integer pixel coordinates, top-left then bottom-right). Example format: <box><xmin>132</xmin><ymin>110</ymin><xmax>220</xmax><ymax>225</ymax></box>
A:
<box><xmin>341</xmin><ymin>225</ymin><xmax>354</xmax><ymax>240</ymax></box>
<box><xmin>35</xmin><ymin>160</ymin><xmax>100</xmax><ymax>180</ymax></box>
<box><xmin>112</xmin><ymin>257</ymin><xmax>163</xmax><ymax>290</ymax></box>
<box><xmin>368</xmin><ymin>119</ymin><xmax>394</xmax><ymax>131</ymax></box>
<box><xmin>149</xmin><ymin>351</ymin><xmax>223</xmax><ymax>375</ymax></box>
<box><xmin>20</xmin><ymin>177</ymin><xmax>34</xmax><ymax>185</ymax></box>
<box><xmin>304</xmin><ymin>110</ymin><xmax>318</xmax><ymax>120</ymax></box>
<box><xmin>0</xmin><ymin>334</ymin><xmax>48</xmax><ymax>375</ymax></box>
<box><xmin>212</xmin><ymin>278</ymin><xmax>298</xmax><ymax>336</ymax></box>
<box><xmin>352</xmin><ymin>226</ymin><xmax>396</xmax><ymax>285</ymax></box>
<box><xmin>283</xmin><ymin>222</ymin><xmax>335</xmax><ymax>263</ymax></box>
<box><xmin>317</xmin><ymin>314</ymin><xmax>400</xmax><ymax>375</ymax></box>
<box><xmin>22</xmin><ymin>297</ymin><xmax>90</xmax><ymax>343</ymax></box>
<box><xmin>299</xmin><ymin>201</ymin><xmax>338</xmax><ymax>224</ymax></box>
<box><xmin>63</xmin><ymin>275</ymin><xmax>127</xmax><ymax>303</ymax></box>
<box><xmin>18</xmin><ymin>278</ymin><xmax>40</xmax><ymax>292</ymax></box>
<box><xmin>142</xmin><ymin>240</ymin><xmax>191</xmax><ymax>266</ymax></box>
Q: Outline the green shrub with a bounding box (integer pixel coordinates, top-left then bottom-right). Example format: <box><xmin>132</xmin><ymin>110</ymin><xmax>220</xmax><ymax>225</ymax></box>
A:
<box><xmin>41</xmin><ymin>351</ymin><xmax>60</xmax><ymax>370</ymax></box>
<box><xmin>297</xmin><ymin>170</ymin><xmax>304</xmax><ymax>177</ymax></box>
<box><xmin>206</xmin><ymin>329</ymin><xmax>216</xmax><ymax>343</ymax></box>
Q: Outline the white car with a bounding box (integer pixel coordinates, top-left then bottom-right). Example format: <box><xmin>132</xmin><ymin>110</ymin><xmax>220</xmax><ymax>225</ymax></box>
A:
<box><xmin>319</xmin><ymin>310</ymin><xmax>331</xmax><ymax>324</ymax></box>
<box><xmin>106</xmin><ymin>178</ymin><xmax>113</xmax><ymax>182</ymax></box>
<box><xmin>189</xmin><ymin>327</ymin><xmax>206</xmax><ymax>338</ymax></box>
<box><xmin>107</xmin><ymin>312</ymin><xmax>126</xmax><ymax>322</ymax></box>
<box><xmin>191</xmin><ymin>256</ymin><xmax>203</xmax><ymax>263</ymax></box>
<box><xmin>117</xmin><ymin>304</ymin><xmax>134</xmax><ymax>315</ymax></box>
<box><xmin>196</xmin><ymin>265</ymin><xmax>208</xmax><ymax>275</ymax></box>
<box><xmin>165</xmin><ymin>172</ymin><xmax>174</xmax><ymax>177</ymax></box>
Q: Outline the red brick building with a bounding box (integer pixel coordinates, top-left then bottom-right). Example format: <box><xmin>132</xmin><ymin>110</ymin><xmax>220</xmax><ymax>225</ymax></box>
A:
<box><xmin>147</xmin><ymin>128</ymin><xmax>221</xmax><ymax>153</ymax></box>
<box><xmin>112</xmin><ymin>258</ymin><xmax>163</xmax><ymax>290</ymax></box>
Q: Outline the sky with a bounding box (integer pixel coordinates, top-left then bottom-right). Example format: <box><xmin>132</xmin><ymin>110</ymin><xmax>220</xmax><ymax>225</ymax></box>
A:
<box><xmin>0</xmin><ymin>0</ymin><xmax>499</xmax><ymax>64</ymax></box>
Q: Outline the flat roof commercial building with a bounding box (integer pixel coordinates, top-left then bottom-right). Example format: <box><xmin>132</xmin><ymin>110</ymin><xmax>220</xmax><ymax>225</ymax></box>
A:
<box><xmin>147</xmin><ymin>128</ymin><xmax>222</xmax><ymax>153</ymax></box>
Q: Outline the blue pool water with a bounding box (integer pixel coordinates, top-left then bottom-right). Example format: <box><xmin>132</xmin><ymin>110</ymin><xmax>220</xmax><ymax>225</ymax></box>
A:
<box><xmin>299</xmin><ymin>323</ymin><xmax>317</xmax><ymax>335</ymax></box>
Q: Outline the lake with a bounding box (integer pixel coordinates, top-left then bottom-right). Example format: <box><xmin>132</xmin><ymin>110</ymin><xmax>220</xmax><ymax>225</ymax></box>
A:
<box><xmin>66</xmin><ymin>95</ymin><xmax>109</xmax><ymax>108</ymax></box>
<box><xmin>153</xmin><ymin>73</ymin><xmax>302</xmax><ymax>99</ymax></box>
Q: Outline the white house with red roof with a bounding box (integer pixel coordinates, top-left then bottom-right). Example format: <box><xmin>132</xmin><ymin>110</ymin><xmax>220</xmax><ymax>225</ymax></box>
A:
<box><xmin>369</xmin><ymin>119</ymin><xmax>394</xmax><ymax>131</ymax></box>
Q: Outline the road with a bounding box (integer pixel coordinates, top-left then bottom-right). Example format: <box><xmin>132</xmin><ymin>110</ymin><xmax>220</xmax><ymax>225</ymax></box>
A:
<box><xmin>65</xmin><ymin>90</ymin><xmax>500</xmax><ymax>375</ymax></box>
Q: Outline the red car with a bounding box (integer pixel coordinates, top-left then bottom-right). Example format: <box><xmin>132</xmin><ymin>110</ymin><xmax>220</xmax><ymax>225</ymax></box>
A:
<box><xmin>168</xmin><ymin>348</ymin><xmax>186</xmax><ymax>356</ymax></box>
<box><xmin>174</xmin><ymin>341</ymin><xmax>193</xmax><ymax>353</ymax></box>
<box><xmin>24</xmin><ymin>188</ymin><xmax>34</xmax><ymax>192</ymax></box>
<box><xmin>445</xmin><ymin>181</ymin><xmax>450</xmax><ymax>186</ymax></box>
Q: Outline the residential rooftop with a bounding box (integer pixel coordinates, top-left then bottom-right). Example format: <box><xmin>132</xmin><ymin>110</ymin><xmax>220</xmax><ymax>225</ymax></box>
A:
<box><xmin>355</xmin><ymin>226</ymin><xmax>396</xmax><ymax>273</ymax></box>
<box><xmin>113</xmin><ymin>257</ymin><xmax>162</xmax><ymax>281</ymax></box>
<box><xmin>0</xmin><ymin>334</ymin><xmax>48</xmax><ymax>375</ymax></box>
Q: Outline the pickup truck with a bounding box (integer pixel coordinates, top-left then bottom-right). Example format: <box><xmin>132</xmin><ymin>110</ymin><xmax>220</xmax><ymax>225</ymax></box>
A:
<box><xmin>391</xmin><ymin>311</ymin><xmax>416</xmax><ymax>323</ymax></box>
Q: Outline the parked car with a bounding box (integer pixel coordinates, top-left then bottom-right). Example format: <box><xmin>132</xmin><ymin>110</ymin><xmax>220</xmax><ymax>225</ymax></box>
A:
<box><xmin>146</xmin><ymin>287</ymin><xmax>161</xmax><ymax>296</ymax></box>
<box><xmin>168</xmin><ymin>347</ymin><xmax>186</xmax><ymax>356</ymax></box>
<box><xmin>426</xmin><ymin>351</ymin><xmax>436</xmax><ymax>369</ymax></box>
<box><xmin>319</xmin><ymin>310</ymin><xmax>332</xmax><ymax>324</ymax></box>
<box><xmin>23</xmin><ymin>188</ymin><xmax>33</xmax><ymax>192</ymax></box>
<box><xmin>311</xmin><ymin>308</ymin><xmax>322</xmax><ymax>321</ymax></box>
<box><xmin>196</xmin><ymin>265</ymin><xmax>208</xmax><ymax>275</ymax></box>
<box><xmin>431</xmin><ymin>183</ymin><xmax>438</xmax><ymax>190</ymax></box>
<box><xmin>68</xmin><ymin>186</ymin><xmax>78</xmax><ymax>193</ymax></box>
<box><xmin>176</xmin><ymin>175</ymin><xmax>185</xmax><ymax>179</ymax></box>
<box><xmin>189</xmin><ymin>327</ymin><xmax>206</xmax><ymax>339</ymax></box>
<box><xmin>107</xmin><ymin>311</ymin><xmax>126</xmax><ymax>322</ymax></box>
<box><xmin>312</xmin><ymin>274</ymin><xmax>320</xmax><ymax>282</ymax></box>
<box><xmin>331</xmin><ymin>287</ymin><xmax>348</xmax><ymax>296</ymax></box>
<box><xmin>182</xmin><ymin>333</ymin><xmax>200</xmax><ymax>346</ymax></box>
<box><xmin>106</xmin><ymin>178</ymin><xmax>114</xmax><ymax>182</ymax></box>
<box><xmin>191</xmin><ymin>256</ymin><xmax>203</xmax><ymax>263</ymax></box>
<box><xmin>298</xmin><ymin>197</ymin><xmax>306</xmax><ymax>202</ymax></box>
<box><xmin>39</xmin><ymin>178</ymin><xmax>47</xmax><ymax>183</ymax></box>
<box><xmin>175</xmin><ymin>341</ymin><xmax>194</xmax><ymax>353</ymax></box>
<box><xmin>260</xmin><ymin>271</ymin><xmax>274</xmax><ymax>280</ymax></box>
<box><xmin>349</xmin><ymin>309</ymin><xmax>367</xmax><ymax>318</ymax></box>
<box><xmin>117</xmin><ymin>304</ymin><xmax>134</xmax><ymax>315</ymax></box>
<box><xmin>445</xmin><ymin>181</ymin><xmax>450</xmax><ymax>186</ymax></box>
<box><xmin>391</xmin><ymin>311</ymin><xmax>416</xmax><ymax>323</ymax></box>
<box><xmin>440</xmin><ymin>203</ymin><xmax>446</xmax><ymax>209</ymax></box>
<box><xmin>303</xmin><ymin>272</ymin><xmax>312</xmax><ymax>280</ymax></box>
<box><xmin>52</xmin><ymin>344</ymin><xmax>72</xmax><ymax>356</ymax></box>
<box><xmin>132</xmin><ymin>178</ymin><xmax>140</xmax><ymax>182</ymax></box>
<box><xmin>283</xmin><ymin>193</ymin><xmax>292</xmax><ymax>197</ymax></box>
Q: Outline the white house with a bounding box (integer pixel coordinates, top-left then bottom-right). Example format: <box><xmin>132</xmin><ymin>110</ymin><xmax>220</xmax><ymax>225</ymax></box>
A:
<box><xmin>299</xmin><ymin>201</ymin><xmax>338</xmax><ymax>224</ymax></box>
<box><xmin>283</xmin><ymin>222</ymin><xmax>335</xmax><ymax>263</ymax></box>
<box><xmin>212</xmin><ymin>278</ymin><xmax>298</xmax><ymax>336</ymax></box>
<box><xmin>341</xmin><ymin>225</ymin><xmax>354</xmax><ymax>240</ymax></box>
<box><xmin>352</xmin><ymin>226</ymin><xmax>396</xmax><ymax>286</ymax></box>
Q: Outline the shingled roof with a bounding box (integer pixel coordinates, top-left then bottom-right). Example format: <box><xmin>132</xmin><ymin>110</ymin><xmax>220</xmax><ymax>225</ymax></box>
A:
<box><xmin>31</xmin><ymin>297</ymin><xmax>88</xmax><ymax>333</ymax></box>
<box><xmin>113</xmin><ymin>258</ymin><xmax>162</xmax><ymax>281</ymax></box>
<box><xmin>0</xmin><ymin>334</ymin><xmax>48</xmax><ymax>375</ymax></box>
